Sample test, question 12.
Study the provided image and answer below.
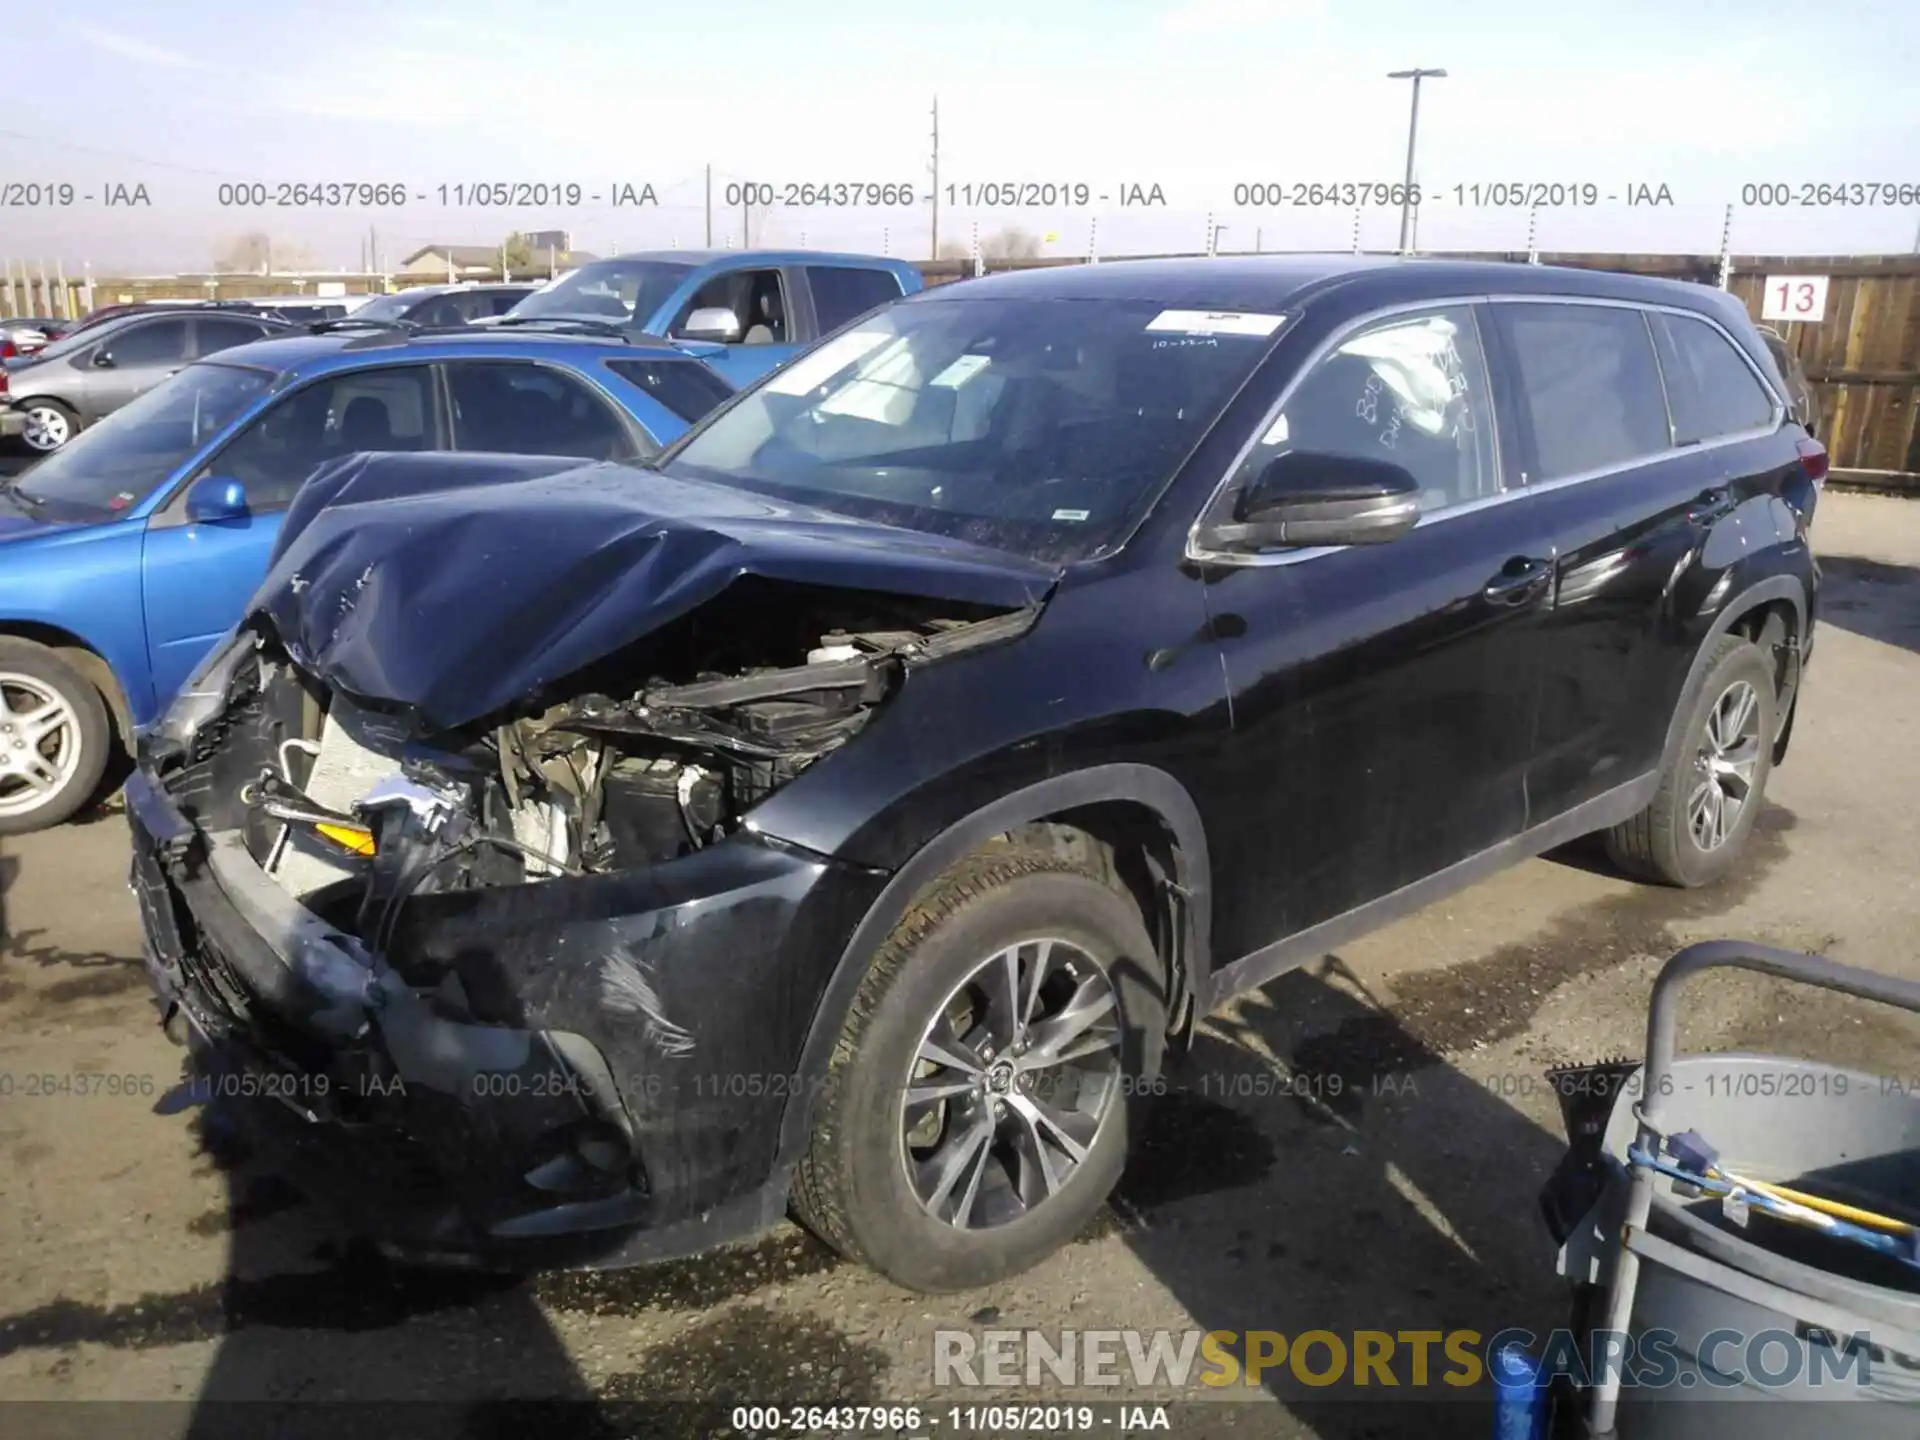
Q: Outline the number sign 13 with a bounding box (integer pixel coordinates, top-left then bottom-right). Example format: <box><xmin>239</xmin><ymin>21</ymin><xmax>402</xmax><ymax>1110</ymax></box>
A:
<box><xmin>1761</xmin><ymin>275</ymin><xmax>1829</xmax><ymax>323</ymax></box>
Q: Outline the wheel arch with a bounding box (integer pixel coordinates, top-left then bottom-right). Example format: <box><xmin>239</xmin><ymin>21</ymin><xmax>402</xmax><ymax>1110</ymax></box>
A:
<box><xmin>0</xmin><ymin>621</ymin><xmax>133</xmax><ymax>744</ymax></box>
<box><xmin>770</xmin><ymin>763</ymin><xmax>1213</xmax><ymax>1179</ymax></box>
<box><xmin>1662</xmin><ymin>575</ymin><xmax>1807</xmax><ymax>770</ymax></box>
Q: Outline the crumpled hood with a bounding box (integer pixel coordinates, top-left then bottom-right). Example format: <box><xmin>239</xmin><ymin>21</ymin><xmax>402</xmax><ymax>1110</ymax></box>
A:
<box><xmin>253</xmin><ymin>454</ymin><xmax>1063</xmax><ymax>732</ymax></box>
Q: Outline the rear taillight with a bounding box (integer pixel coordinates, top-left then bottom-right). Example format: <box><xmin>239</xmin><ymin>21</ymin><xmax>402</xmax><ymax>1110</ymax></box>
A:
<box><xmin>1796</xmin><ymin>436</ymin><xmax>1828</xmax><ymax>489</ymax></box>
<box><xmin>0</xmin><ymin>337</ymin><xmax>13</xmax><ymax>361</ymax></box>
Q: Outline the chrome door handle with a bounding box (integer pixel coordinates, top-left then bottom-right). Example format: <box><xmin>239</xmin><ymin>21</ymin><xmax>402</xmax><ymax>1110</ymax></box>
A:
<box><xmin>1484</xmin><ymin>556</ymin><xmax>1552</xmax><ymax>606</ymax></box>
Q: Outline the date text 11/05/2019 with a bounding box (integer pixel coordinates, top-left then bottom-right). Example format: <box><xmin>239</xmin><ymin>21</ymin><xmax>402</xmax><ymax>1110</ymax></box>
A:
<box><xmin>1230</xmin><ymin>182</ymin><xmax>1676</xmax><ymax>208</ymax></box>
<box><xmin>729</xmin><ymin>1405</ymin><xmax>1173</xmax><ymax>1434</ymax></box>
<box><xmin>212</xmin><ymin>182</ymin><xmax>661</xmax><ymax>208</ymax></box>
<box><xmin>721</xmin><ymin>182</ymin><xmax>1172</xmax><ymax>208</ymax></box>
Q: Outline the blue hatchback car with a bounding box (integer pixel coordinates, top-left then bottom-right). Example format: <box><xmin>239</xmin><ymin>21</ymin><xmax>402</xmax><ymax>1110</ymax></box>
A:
<box><xmin>0</xmin><ymin>323</ymin><xmax>734</xmax><ymax>832</ymax></box>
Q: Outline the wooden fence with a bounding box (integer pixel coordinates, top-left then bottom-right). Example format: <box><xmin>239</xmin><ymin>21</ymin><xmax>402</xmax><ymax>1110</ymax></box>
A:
<box><xmin>7</xmin><ymin>251</ymin><xmax>1916</xmax><ymax>483</ymax></box>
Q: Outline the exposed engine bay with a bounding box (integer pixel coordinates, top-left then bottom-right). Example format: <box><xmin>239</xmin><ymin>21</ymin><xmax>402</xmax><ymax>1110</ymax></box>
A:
<box><xmin>156</xmin><ymin>579</ymin><xmax>1036</xmax><ymax>950</ymax></box>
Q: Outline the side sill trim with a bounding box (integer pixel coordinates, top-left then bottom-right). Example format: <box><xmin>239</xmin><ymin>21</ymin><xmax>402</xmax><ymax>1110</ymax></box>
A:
<box><xmin>1199</xmin><ymin>771</ymin><xmax>1659</xmax><ymax>1014</ymax></box>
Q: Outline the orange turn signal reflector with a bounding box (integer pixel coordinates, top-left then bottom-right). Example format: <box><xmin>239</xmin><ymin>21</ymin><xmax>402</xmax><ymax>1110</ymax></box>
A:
<box><xmin>315</xmin><ymin>822</ymin><xmax>376</xmax><ymax>856</ymax></box>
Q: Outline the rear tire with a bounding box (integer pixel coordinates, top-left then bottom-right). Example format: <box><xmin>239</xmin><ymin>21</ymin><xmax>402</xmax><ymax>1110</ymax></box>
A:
<box><xmin>791</xmin><ymin>847</ymin><xmax>1165</xmax><ymax>1293</ymax></box>
<box><xmin>0</xmin><ymin>639</ymin><xmax>111</xmax><ymax>834</ymax></box>
<box><xmin>1605</xmin><ymin>632</ymin><xmax>1777</xmax><ymax>887</ymax></box>
<box><xmin>17</xmin><ymin>399</ymin><xmax>79</xmax><ymax>454</ymax></box>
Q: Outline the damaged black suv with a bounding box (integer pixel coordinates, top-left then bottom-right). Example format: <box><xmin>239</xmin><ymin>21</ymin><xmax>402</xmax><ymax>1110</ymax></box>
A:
<box><xmin>128</xmin><ymin>257</ymin><xmax>1823</xmax><ymax>1293</ymax></box>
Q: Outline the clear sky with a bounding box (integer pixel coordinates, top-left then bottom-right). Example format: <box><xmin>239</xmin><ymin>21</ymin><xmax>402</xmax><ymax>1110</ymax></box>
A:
<box><xmin>3</xmin><ymin>0</ymin><xmax>1917</xmax><ymax>273</ymax></box>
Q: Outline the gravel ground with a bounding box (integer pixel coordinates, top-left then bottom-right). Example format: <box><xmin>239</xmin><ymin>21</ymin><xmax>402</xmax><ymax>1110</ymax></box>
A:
<box><xmin>1</xmin><ymin>489</ymin><xmax>1918</xmax><ymax>1439</ymax></box>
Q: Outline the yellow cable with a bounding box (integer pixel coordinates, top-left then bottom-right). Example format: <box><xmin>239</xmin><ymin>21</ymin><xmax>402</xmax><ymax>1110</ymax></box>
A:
<box><xmin>1720</xmin><ymin>1171</ymin><xmax>1914</xmax><ymax>1236</ymax></box>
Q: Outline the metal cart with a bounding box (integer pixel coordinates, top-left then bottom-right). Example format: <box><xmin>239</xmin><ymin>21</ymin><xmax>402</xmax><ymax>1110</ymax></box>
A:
<box><xmin>1525</xmin><ymin>940</ymin><xmax>1920</xmax><ymax>1438</ymax></box>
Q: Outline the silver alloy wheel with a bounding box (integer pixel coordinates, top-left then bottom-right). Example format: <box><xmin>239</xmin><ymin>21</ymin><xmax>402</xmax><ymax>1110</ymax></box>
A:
<box><xmin>0</xmin><ymin>672</ymin><xmax>83</xmax><ymax>817</ymax></box>
<box><xmin>20</xmin><ymin>404</ymin><xmax>71</xmax><ymax>452</ymax></box>
<box><xmin>899</xmin><ymin>937</ymin><xmax>1123</xmax><ymax>1231</ymax></box>
<box><xmin>1689</xmin><ymin>679</ymin><xmax>1761</xmax><ymax>852</ymax></box>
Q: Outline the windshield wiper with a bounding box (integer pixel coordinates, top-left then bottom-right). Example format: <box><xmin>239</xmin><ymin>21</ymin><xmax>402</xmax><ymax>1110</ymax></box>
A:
<box><xmin>0</xmin><ymin>484</ymin><xmax>45</xmax><ymax>513</ymax></box>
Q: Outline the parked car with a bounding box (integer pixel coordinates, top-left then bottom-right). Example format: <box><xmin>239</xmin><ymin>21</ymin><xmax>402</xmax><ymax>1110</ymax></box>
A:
<box><xmin>1756</xmin><ymin>324</ymin><xmax>1822</xmax><ymax>439</ymax></box>
<box><xmin>61</xmin><ymin>299</ymin><xmax>218</xmax><ymax>338</ymax></box>
<box><xmin>124</xmin><ymin>256</ymin><xmax>1823</xmax><ymax>1293</ymax></box>
<box><xmin>0</xmin><ymin>307</ymin><xmax>293</xmax><ymax>453</ymax></box>
<box><xmin>344</xmin><ymin>283</ymin><xmax>538</xmax><ymax>328</ymax></box>
<box><xmin>1</xmin><ymin>317</ymin><xmax>71</xmax><ymax>355</ymax></box>
<box><xmin>0</xmin><ymin>324</ymin><xmax>733</xmax><ymax>830</ymax></box>
<box><xmin>496</xmin><ymin>248</ymin><xmax>924</xmax><ymax>386</ymax></box>
<box><xmin>226</xmin><ymin>295</ymin><xmax>377</xmax><ymax>325</ymax></box>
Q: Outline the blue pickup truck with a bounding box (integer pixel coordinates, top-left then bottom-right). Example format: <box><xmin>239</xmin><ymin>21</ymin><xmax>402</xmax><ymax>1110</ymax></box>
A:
<box><xmin>494</xmin><ymin>249</ymin><xmax>925</xmax><ymax>385</ymax></box>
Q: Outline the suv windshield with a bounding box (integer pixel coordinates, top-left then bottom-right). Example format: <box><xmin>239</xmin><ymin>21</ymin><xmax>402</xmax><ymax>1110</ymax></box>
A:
<box><xmin>10</xmin><ymin>362</ymin><xmax>274</xmax><ymax>522</ymax></box>
<box><xmin>507</xmin><ymin>260</ymin><xmax>692</xmax><ymax>326</ymax></box>
<box><xmin>663</xmin><ymin>296</ymin><xmax>1283</xmax><ymax>563</ymax></box>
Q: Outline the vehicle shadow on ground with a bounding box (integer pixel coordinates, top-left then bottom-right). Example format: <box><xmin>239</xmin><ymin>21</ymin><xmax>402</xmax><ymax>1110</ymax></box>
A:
<box><xmin>1817</xmin><ymin>553</ymin><xmax>1920</xmax><ymax>655</ymax></box>
<box><xmin>1108</xmin><ymin>806</ymin><xmax>1801</xmax><ymax>1438</ymax></box>
<box><xmin>1112</xmin><ymin>964</ymin><xmax>1564</xmax><ymax>1440</ymax></box>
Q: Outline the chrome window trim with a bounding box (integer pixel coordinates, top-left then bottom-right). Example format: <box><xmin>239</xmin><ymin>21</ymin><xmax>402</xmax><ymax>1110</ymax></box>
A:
<box><xmin>1185</xmin><ymin>291</ymin><xmax>1788</xmax><ymax>569</ymax></box>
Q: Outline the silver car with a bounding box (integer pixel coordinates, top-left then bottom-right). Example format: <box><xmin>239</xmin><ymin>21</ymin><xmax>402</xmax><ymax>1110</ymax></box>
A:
<box><xmin>1</xmin><ymin>308</ymin><xmax>289</xmax><ymax>453</ymax></box>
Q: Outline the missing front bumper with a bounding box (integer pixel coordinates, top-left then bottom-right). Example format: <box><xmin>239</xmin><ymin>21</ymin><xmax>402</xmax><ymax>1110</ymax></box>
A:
<box><xmin>126</xmin><ymin>764</ymin><xmax>886</xmax><ymax>1263</ymax></box>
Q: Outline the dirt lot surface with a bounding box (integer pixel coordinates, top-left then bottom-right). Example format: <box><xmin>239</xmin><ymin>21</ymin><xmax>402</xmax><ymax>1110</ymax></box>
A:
<box><xmin>2</xmin><ymin>488</ymin><xmax>1918</xmax><ymax>1439</ymax></box>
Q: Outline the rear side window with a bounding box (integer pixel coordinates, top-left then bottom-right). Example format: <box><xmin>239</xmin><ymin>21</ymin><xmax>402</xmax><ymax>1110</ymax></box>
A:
<box><xmin>1651</xmin><ymin>312</ymin><xmax>1776</xmax><ymax>445</ymax></box>
<box><xmin>446</xmin><ymin>359</ymin><xmax>638</xmax><ymax>460</ymax></box>
<box><xmin>606</xmin><ymin>358</ymin><xmax>734</xmax><ymax>424</ymax></box>
<box><xmin>1498</xmin><ymin>304</ymin><xmax>1670</xmax><ymax>482</ymax></box>
<box><xmin>806</xmin><ymin>266</ymin><xmax>906</xmax><ymax>332</ymax></box>
<box><xmin>194</xmin><ymin>316</ymin><xmax>272</xmax><ymax>356</ymax></box>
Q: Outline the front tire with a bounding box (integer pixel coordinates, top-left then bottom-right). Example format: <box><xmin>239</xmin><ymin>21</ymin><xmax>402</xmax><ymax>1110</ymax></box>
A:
<box><xmin>0</xmin><ymin>640</ymin><xmax>112</xmax><ymax>834</ymax></box>
<box><xmin>1605</xmin><ymin>632</ymin><xmax>1778</xmax><ymax>887</ymax></box>
<box><xmin>792</xmin><ymin>848</ymin><xmax>1165</xmax><ymax>1292</ymax></box>
<box><xmin>17</xmin><ymin>399</ymin><xmax>79</xmax><ymax>453</ymax></box>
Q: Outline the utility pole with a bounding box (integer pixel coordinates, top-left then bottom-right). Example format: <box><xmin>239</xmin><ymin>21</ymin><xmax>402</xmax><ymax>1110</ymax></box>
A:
<box><xmin>1388</xmin><ymin>67</ymin><xmax>1446</xmax><ymax>254</ymax></box>
<box><xmin>929</xmin><ymin>95</ymin><xmax>940</xmax><ymax>261</ymax></box>
<box><xmin>705</xmin><ymin>165</ymin><xmax>713</xmax><ymax>246</ymax></box>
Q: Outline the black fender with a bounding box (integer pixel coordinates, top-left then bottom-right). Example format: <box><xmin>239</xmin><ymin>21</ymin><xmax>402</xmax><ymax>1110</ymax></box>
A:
<box><xmin>768</xmin><ymin>762</ymin><xmax>1213</xmax><ymax>1179</ymax></box>
<box><xmin>1658</xmin><ymin>573</ymin><xmax>1808</xmax><ymax>768</ymax></box>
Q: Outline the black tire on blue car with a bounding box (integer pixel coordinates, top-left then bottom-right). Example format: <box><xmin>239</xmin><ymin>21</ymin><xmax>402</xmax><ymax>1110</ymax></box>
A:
<box><xmin>0</xmin><ymin>638</ymin><xmax>112</xmax><ymax>835</ymax></box>
<box><xmin>791</xmin><ymin>846</ymin><xmax>1165</xmax><ymax>1293</ymax></box>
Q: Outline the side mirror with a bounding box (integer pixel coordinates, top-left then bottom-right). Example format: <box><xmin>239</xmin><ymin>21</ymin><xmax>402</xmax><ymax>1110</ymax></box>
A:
<box><xmin>1208</xmin><ymin>450</ymin><xmax>1421</xmax><ymax>552</ymax></box>
<box><xmin>91</xmin><ymin>349</ymin><xmax>116</xmax><ymax>368</ymax></box>
<box><xmin>184</xmin><ymin>475</ymin><xmax>250</xmax><ymax>524</ymax></box>
<box><xmin>677</xmin><ymin>306</ymin><xmax>742</xmax><ymax>344</ymax></box>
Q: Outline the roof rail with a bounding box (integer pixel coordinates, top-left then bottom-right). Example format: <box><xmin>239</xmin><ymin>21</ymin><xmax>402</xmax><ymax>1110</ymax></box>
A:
<box><xmin>484</xmin><ymin>315</ymin><xmax>635</xmax><ymax>339</ymax></box>
<box><xmin>306</xmin><ymin>317</ymin><xmax>419</xmax><ymax>335</ymax></box>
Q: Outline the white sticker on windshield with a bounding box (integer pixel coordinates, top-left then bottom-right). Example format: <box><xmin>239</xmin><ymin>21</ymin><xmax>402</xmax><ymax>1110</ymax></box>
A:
<box><xmin>930</xmin><ymin>354</ymin><xmax>992</xmax><ymax>388</ymax></box>
<box><xmin>1052</xmin><ymin>508</ymin><xmax>1091</xmax><ymax>522</ymax></box>
<box><xmin>765</xmin><ymin>329</ymin><xmax>894</xmax><ymax>395</ymax></box>
<box><xmin>1145</xmin><ymin>309</ymin><xmax>1286</xmax><ymax>338</ymax></box>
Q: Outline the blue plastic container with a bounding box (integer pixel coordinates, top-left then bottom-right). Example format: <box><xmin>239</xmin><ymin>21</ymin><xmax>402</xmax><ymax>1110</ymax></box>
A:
<box><xmin>1491</xmin><ymin>1341</ymin><xmax>1548</xmax><ymax>1440</ymax></box>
